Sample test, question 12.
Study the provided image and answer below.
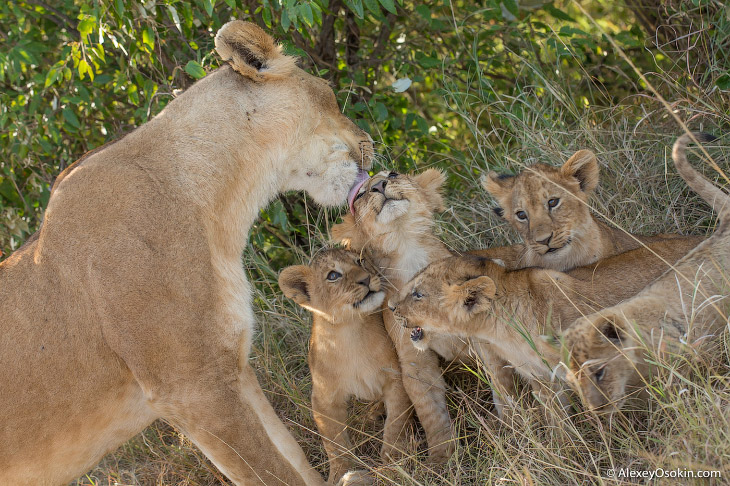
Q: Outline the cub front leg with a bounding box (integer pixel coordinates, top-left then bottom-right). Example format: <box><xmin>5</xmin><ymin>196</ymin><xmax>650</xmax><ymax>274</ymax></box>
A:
<box><xmin>384</xmin><ymin>311</ymin><xmax>454</xmax><ymax>464</ymax></box>
<box><xmin>312</xmin><ymin>389</ymin><xmax>356</xmax><ymax>484</ymax></box>
<box><xmin>379</xmin><ymin>374</ymin><xmax>413</xmax><ymax>462</ymax></box>
<box><xmin>472</xmin><ymin>342</ymin><xmax>518</xmax><ymax>420</ymax></box>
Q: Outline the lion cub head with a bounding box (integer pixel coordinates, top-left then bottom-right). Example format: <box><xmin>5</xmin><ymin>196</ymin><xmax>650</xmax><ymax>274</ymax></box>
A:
<box><xmin>331</xmin><ymin>169</ymin><xmax>446</xmax><ymax>253</ymax></box>
<box><xmin>484</xmin><ymin>150</ymin><xmax>599</xmax><ymax>267</ymax></box>
<box><xmin>278</xmin><ymin>249</ymin><xmax>385</xmax><ymax>319</ymax></box>
<box><xmin>213</xmin><ymin>21</ymin><xmax>374</xmax><ymax>207</ymax></box>
<box><xmin>389</xmin><ymin>256</ymin><xmax>498</xmax><ymax>351</ymax></box>
<box><xmin>562</xmin><ymin>312</ymin><xmax>649</xmax><ymax>413</ymax></box>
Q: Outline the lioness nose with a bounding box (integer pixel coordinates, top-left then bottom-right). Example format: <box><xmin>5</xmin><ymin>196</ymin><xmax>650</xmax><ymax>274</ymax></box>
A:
<box><xmin>536</xmin><ymin>233</ymin><xmax>552</xmax><ymax>246</ymax></box>
<box><xmin>358</xmin><ymin>275</ymin><xmax>371</xmax><ymax>287</ymax></box>
<box><xmin>371</xmin><ymin>179</ymin><xmax>387</xmax><ymax>194</ymax></box>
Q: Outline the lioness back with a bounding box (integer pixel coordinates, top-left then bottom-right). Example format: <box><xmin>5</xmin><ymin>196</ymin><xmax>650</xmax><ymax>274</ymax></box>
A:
<box><xmin>479</xmin><ymin>149</ymin><xmax>702</xmax><ymax>271</ymax></box>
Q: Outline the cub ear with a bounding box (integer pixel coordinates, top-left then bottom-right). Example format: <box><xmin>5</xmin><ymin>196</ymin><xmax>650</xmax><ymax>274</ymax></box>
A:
<box><xmin>413</xmin><ymin>169</ymin><xmax>446</xmax><ymax>212</ymax></box>
<box><xmin>444</xmin><ymin>276</ymin><xmax>496</xmax><ymax>313</ymax></box>
<box><xmin>592</xmin><ymin>314</ymin><xmax>627</xmax><ymax>345</ymax></box>
<box><xmin>330</xmin><ymin>215</ymin><xmax>357</xmax><ymax>248</ymax></box>
<box><xmin>215</xmin><ymin>20</ymin><xmax>296</xmax><ymax>80</ymax></box>
<box><xmin>278</xmin><ymin>266</ymin><xmax>312</xmax><ymax>306</ymax></box>
<box><xmin>560</xmin><ymin>150</ymin><xmax>599</xmax><ymax>194</ymax></box>
<box><xmin>482</xmin><ymin>171</ymin><xmax>515</xmax><ymax>203</ymax></box>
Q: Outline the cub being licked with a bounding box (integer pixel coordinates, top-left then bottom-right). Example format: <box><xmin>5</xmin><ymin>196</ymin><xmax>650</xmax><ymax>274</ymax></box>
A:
<box><xmin>331</xmin><ymin>169</ymin><xmax>472</xmax><ymax>462</ymax></box>
<box><xmin>480</xmin><ymin>149</ymin><xmax>702</xmax><ymax>270</ymax></box>
<box><xmin>279</xmin><ymin>249</ymin><xmax>412</xmax><ymax>483</ymax></box>
<box><xmin>564</xmin><ymin>133</ymin><xmax>730</xmax><ymax>413</ymax></box>
<box><xmin>390</xmin><ymin>233</ymin><xmax>705</xmax><ymax>420</ymax></box>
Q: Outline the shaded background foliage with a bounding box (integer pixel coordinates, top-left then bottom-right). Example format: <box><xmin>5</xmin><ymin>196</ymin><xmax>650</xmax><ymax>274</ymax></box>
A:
<box><xmin>2</xmin><ymin>0</ymin><xmax>728</xmax><ymax>261</ymax></box>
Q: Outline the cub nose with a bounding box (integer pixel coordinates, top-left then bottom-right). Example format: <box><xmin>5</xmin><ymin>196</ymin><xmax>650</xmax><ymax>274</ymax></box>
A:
<box><xmin>387</xmin><ymin>301</ymin><xmax>396</xmax><ymax>311</ymax></box>
<box><xmin>536</xmin><ymin>233</ymin><xmax>553</xmax><ymax>246</ymax></box>
<box><xmin>358</xmin><ymin>275</ymin><xmax>371</xmax><ymax>288</ymax></box>
<box><xmin>370</xmin><ymin>179</ymin><xmax>387</xmax><ymax>194</ymax></box>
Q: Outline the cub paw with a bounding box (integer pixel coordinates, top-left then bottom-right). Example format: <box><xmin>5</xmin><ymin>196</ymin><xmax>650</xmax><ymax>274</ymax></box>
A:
<box><xmin>336</xmin><ymin>470</ymin><xmax>375</xmax><ymax>486</ymax></box>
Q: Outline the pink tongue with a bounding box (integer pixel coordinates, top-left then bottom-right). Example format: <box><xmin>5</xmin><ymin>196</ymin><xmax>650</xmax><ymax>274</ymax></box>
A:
<box><xmin>347</xmin><ymin>170</ymin><xmax>370</xmax><ymax>215</ymax></box>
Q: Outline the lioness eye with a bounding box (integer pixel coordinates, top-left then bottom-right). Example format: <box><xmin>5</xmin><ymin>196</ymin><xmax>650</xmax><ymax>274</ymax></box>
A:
<box><xmin>387</xmin><ymin>171</ymin><xmax>399</xmax><ymax>179</ymax></box>
<box><xmin>515</xmin><ymin>210</ymin><xmax>528</xmax><ymax>221</ymax></box>
<box><xmin>326</xmin><ymin>271</ymin><xmax>342</xmax><ymax>281</ymax></box>
<box><xmin>548</xmin><ymin>198</ymin><xmax>560</xmax><ymax>209</ymax></box>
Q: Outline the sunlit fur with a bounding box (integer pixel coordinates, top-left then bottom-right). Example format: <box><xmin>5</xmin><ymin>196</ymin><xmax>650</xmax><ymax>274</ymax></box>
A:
<box><xmin>0</xmin><ymin>21</ymin><xmax>373</xmax><ymax>486</ymax></box>
<box><xmin>564</xmin><ymin>133</ymin><xmax>730</xmax><ymax>413</ymax></box>
<box><xmin>480</xmin><ymin>149</ymin><xmax>702</xmax><ymax>271</ymax></box>
<box><xmin>390</xmin><ymin>233</ymin><xmax>710</xmax><ymax>421</ymax></box>
<box><xmin>331</xmin><ymin>169</ymin><xmax>473</xmax><ymax>463</ymax></box>
<box><xmin>279</xmin><ymin>249</ymin><xmax>412</xmax><ymax>483</ymax></box>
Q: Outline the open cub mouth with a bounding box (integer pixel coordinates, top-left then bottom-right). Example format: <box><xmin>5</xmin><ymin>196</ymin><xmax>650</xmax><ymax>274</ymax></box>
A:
<box><xmin>545</xmin><ymin>237</ymin><xmax>572</xmax><ymax>254</ymax></box>
<box><xmin>410</xmin><ymin>327</ymin><xmax>424</xmax><ymax>342</ymax></box>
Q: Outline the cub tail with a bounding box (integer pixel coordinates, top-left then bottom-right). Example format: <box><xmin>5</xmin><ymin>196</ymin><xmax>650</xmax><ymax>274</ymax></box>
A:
<box><xmin>672</xmin><ymin>133</ymin><xmax>730</xmax><ymax>228</ymax></box>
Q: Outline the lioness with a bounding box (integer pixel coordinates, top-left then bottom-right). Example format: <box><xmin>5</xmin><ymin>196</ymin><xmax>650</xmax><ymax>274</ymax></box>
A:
<box><xmin>279</xmin><ymin>249</ymin><xmax>412</xmax><ymax>483</ymax></box>
<box><xmin>563</xmin><ymin>133</ymin><xmax>730</xmax><ymax>412</ymax></box>
<box><xmin>389</xmin><ymin>235</ymin><xmax>705</xmax><ymax>419</ymax></box>
<box><xmin>480</xmin><ymin>149</ymin><xmax>698</xmax><ymax>270</ymax></box>
<box><xmin>0</xmin><ymin>21</ymin><xmax>373</xmax><ymax>485</ymax></box>
<box><xmin>332</xmin><ymin>169</ymin><xmax>492</xmax><ymax>462</ymax></box>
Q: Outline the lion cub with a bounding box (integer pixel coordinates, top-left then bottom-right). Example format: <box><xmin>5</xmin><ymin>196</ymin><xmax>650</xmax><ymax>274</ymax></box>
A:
<box><xmin>563</xmin><ymin>133</ymin><xmax>730</xmax><ymax>413</ymax></box>
<box><xmin>389</xmin><ymin>236</ymin><xmax>705</xmax><ymax>419</ymax></box>
<box><xmin>279</xmin><ymin>249</ymin><xmax>412</xmax><ymax>483</ymax></box>
<box><xmin>480</xmin><ymin>149</ymin><xmax>701</xmax><ymax>270</ymax></box>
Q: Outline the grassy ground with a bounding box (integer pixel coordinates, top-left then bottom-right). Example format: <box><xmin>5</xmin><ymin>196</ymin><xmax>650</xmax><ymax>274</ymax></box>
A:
<box><xmin>66</xmin><ymin>9</ymin><xmax>729</xmax><ymax>485</ymax></box>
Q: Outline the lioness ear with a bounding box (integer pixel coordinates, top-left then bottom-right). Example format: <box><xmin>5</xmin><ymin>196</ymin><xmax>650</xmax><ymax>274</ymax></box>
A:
<box><xmin>444</xmin><ymin>276</ymin><xmax>496</xmax><ymax>312</ymax></box>
<box><xmin>413</xmin><ymin>169</ymin><xmax>446</xmax><ymax>212</ymax></box>
<box><xmin>330</xmin><ymin>215</ymin><xmax>357</xmax><ymax>248</ymax></box>
<box><xmin>215</xmin><ymin>20</ymin><xmax>295</xmax><ymax>80</ymax></box>
<box><xmin>561</xmin><ymin>150</ymin><xmax>599</xmax><ymax>194</ymax></box>
<box><xmin>482</xmin><ymin>171</ymin><xmax>515</xmax><ymax>203</ymax></box>
<box><xmin>278</xmin><ymin>266</ymin><xmax>312</xmax><ymax>306</ymax></box>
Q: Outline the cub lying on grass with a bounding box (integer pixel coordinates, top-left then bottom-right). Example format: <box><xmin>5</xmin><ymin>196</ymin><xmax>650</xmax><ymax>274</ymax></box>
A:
<box><xmin>389</xmin><ymin>236</ymin><xmax>702</xmax><ymax>419</ymax></box>
<box><xmin>564</xmin><ymin>133</ymin><xmax>730</xmax><ymax>413</ymax></box>
<box><xmin>480</xmin><ymin>148</ymin><xmax>699</xmax><ymax>270</ymax></box>
<box><xmin>279</xmin><ymin>249</ymin><xmax>412</xmax><ymax>483</ymax></box>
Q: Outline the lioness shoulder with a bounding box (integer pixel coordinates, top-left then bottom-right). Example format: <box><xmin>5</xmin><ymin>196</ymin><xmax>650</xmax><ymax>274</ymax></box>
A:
<box><xmin>279</xmin><ymin>249</ymin><xmax>411</xmax><ymax>483</ymax></box>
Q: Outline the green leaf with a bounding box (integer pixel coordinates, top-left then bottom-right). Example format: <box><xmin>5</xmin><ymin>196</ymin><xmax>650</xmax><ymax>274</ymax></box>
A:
<box><xmin>502</xmin><ymin>0</ymin><xmax>519</xmax><ymax>17</ymax></box>
<box><xmin>301</xmin><ymin>3</ymin><xmax>314</xmax><ymax>26</ymax></box>
<box><xmin>346</xmin><ymin>0</ymin><xmax>364</xmax><ymax>19</ymax></box>
<box><xmin>544</xmin><ymin>4</ymin><xmax>575</xmax><ymax>22</ymax></box>
<box><xmin>415</xmin><ymin>5</ymin><xmax>430</xmax><ymax>21</ymax></box>
<box><xmin>77</xmin><ymin>18</ymin><xmax>95</xmax><ymax>39</ymax></box>
<box><xmin>203</xmin><ymin>0</ymin><xmax>214</xmax><ymax>17</ymax></box>
<box><xmin>415</xmin><ymin>51</ymin><xmax>440</xmax><ymax>69</ymax></box>
<box><xmin>364</xmin><ymin>0</ymin><xmax>381</xmax><ymax>16</ymax></box>
<box><xmin>716</xmin><ymin>74</ymin><xmax>730</xmax><ymax>90</ymax></box>
<box><xmin>184</xmin><ymin>60</ymin><xmax>206</xmax><ymax>79</ymax></box>
<box><xmin>262</xmin><ymin>6</ymin><xmax>272</xmax><ymax>27</ymax></box>
<box><xmin>62</xmin><ymin>107</ymin><xmax>80</xmax><ymax>129</ymax></box>
<box><xmin>224</xmin><ymin>0</ymin><xmax>237</xmax><ymax>8</ymax></box>
<box><xmin>115</xmin><ymin>0</ymin><xmax>125</xmax><ymax>17</ymax></box>
<box><xmin>374</xmin><ymin>102</ymin><xmax>388</xmax><ymax>122</ymax></box>
<box><xmin>378</xmin><ymin>0</ymin><xmax>397</xmax><ymax>15</ymax></box>
<box><xmin>142</xmin><ymin>27</ymin><xmax>155</xmax><ymax>51</ymax></box>
<box><xmin>281</xmin><ymin>8</ymin><xmax>291</xmax><ymax>30</ymax></box>
<box><xmin>168</xmin><ymin>6</ymin><xmax>182</xmax><ymax>33</ymax></box>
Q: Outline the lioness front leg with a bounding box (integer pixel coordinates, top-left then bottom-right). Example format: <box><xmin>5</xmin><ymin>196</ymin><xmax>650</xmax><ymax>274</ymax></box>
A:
<box><xmin>161</xmin><ymin>364</ymin><xmax>324</xmax><ymax>486</ymax></box>
<box><xmin>379</xmin><ymin>375</ymin><xmax>413</xmax><ymax>462</ymax></box>
<box><xmin>312</xmin><ymin>390</ymin><xmax>356</xmax><ymax>484</ymax></box>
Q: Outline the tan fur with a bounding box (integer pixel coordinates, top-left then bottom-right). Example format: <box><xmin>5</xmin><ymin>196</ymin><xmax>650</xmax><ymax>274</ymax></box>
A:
<box><xmin>0</xmin><ymin>21</ymin><xmax>374</xmax><ymax>486</ymax></box>
<box><xmin>563</xmin><ymin>133</ymin><xmax>730</xmax><ymax>413</ymax></box>
<box><xmin>279</xmin><ymin>249</ymin><xmax>412</xmax><ymax>483</ymax></box>
<box><xmin>331</xmin><ymin>170</ymin><xmax>483</xmax><ymax>462</ymax></box>
<box><xmin>479</xmin><ymin>149</ymin><xmax>698</xmax><ymax>271</ymax></box>
<box><xmin>390</xmin><ymin>235</ymin><xmax>703</xmax><ymax>419</ymax></box>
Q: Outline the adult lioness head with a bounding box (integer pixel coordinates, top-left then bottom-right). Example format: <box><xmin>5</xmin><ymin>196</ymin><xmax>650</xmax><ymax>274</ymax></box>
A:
<box><xmin>213</xmin><ymin>20</ymin><xmax>373</xmax><ymax>206</ymax></box>
<box><xmin>330</xmin><ymin>169</ymin><xmax>446</xmax><ymax>257</ymax></box>
<box><xmin>279</xmin><ymin>248</ymin><xmax>386</xmax><ymax>318</ymax></box>
<box><xmin>483</xmin><ymin>150</ymin><xmax>599</xmax><ymax>267</ymax></box>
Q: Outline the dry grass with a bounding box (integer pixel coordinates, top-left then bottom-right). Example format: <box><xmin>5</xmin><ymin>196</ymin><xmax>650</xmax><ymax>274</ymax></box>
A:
<box><xmin>73</xmin><ymin>15</ymin><xmax>730</xmax><ymax>486</ymax></box>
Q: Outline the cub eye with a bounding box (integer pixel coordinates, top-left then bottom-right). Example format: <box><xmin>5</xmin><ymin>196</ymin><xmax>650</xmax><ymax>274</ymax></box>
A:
<box><xmin>326</xmin><ymin>271</ymin><xmax>342</xmax><ymax>281</ymax></box>
<box><xmin>387</xmin><ymin>171</ymin><xmax>399</xmax><ymax>179</ymax></box>
<box><xmin>547</xmin><ymin>198</ymin><xmax>560</xmax><ymax>209</ymax></box>
<box><xmin>515</xmin><ymin>210</ymin><xmax>528</xmax><ymax>221</ymax></box>
<box><xmin>412</xmin><ymin>290</ymin><xmax>423</xmax><ymax>300</ymax></box>
<box><xmin>594</xmin><ymin>367</ymin><xmax>606</xmax><ymax>383</ymax></box>
<box><xmin>354</xmin><ymin>191</ymin><xmax>366</xmax><ymax>202</ymax></box>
